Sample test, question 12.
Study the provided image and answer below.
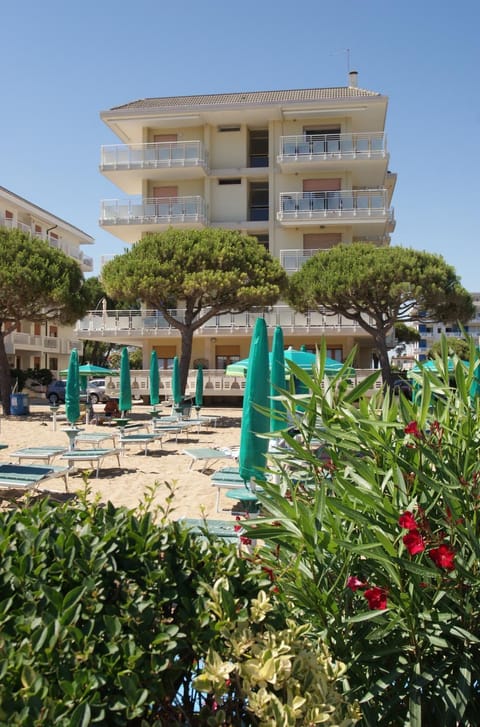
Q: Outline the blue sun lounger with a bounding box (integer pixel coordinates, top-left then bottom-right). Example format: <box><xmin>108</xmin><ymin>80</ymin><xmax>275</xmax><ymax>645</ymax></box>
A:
<box><xmin>10</xmin><ymin>446</ymin><xmax>69</xmax><ymax>464</ymax></box>
<box><xmin>0</xmin><ymin>463</ymin><xmax>71</xmax><ymax>494</ymax></box>
<box><xmin>59</xmin><ymin>448</ymin><xmax>122</xmax><ymax>478</ymax></box>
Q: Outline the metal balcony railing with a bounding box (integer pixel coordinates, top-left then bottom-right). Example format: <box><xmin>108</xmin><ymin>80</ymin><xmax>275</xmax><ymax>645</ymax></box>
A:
<box><xmin>100</xmin><ymin>141</ymin><xmax>208</xmax><ymax>171</ymax></box>
<box><xmin>100</xmin><ymin>196</ymin><xmax>208</xmax><ymax>226</ymax></box>
<box><xmin>278</xmin><ymin>132</ymin><xmax>386</xmax><ymax>162</ymax></box>
<box><xmin>280</xmin><ymin>248</ymin><xmax>324</xmax><ymax>272</ymax></box>
<box><xmin>277</xmin><ymin>189</ymin><xmax>392</xmax><ymax>222</ymax></box>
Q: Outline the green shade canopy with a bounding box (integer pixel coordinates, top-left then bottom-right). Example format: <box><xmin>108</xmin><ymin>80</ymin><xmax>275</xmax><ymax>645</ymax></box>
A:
<box><xmin>119</xmin><ymin>347</ymin><xmax>132</xmax><ymax>415</ymax></box>
<box><xmin>226</xmin><ymin>346</ymin><xmax>348</xmax><ymax>377</ymax></box>
<box><xmin>65</xmin><ymin>348</ymin><xmax>80</xmax><ymax>425</ymax></box>
<box><xmin>60</xmin><ymin>364</ymin><xmax>117</xmax><ymax>376</ymax></box>
<box><xmin>149</xmin><ymin>351</ymin><xmax>160</xmax><ymax>407</ymax></box>
<box><xmin>239</xmin><ymin>318</ymin><xmax>270</xmax><ymax>484</ymax></box>
<box><xmin>270</xmin><ymin>326</ymin><xmax>286</xmax><ymax>432</ymax></box>
<box><xmin>172</xmin><ymin>356</ymin><xmax>182</xmax><ymax>406</ymax></box>
<box><xmin>195</xmin><ymin>365</ymin><xmax>204</xmax><ymax>408</ymax></box>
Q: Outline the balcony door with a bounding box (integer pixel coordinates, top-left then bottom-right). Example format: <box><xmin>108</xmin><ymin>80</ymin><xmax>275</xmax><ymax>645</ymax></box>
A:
<box><xmin>153</xmin><ymin>134</ymin><xmax>178</xmax><ymax>163</ymax></box>
<box><xmin>152</xmin><ymin>186</ymin><xmax>178</xmax><ymax>218</ymax></box>
<box><xmin>303</xmin><ymin>178</ymin><xmax>341</xmax><ymax>211</ymax></box>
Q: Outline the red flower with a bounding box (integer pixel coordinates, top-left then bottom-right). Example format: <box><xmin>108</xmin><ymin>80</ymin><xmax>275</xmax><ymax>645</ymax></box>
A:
<box><xmin>398</xmin><ymin>511</ymin><xmax>418</xmax><ymax>530</ymax></box>
<box><xmin>405</xmin><ymin>421</ymin><xmax>422</xmax><ymax>438</ymax></box>
<box><xmin>429</xmin><ymin>544</ymin><xmax>455</xmax><ymax>571</ymax></box>
<box><xmin>363</xmin><ymin>586</ymin><xmax>387</xmax><ymax>610</ymax></box>
<box><xmin>347</xmin><ymin>576</ymin><xmax>367</xmax><ymax>591</ymax></box>
<box><xmin>403</xmin><ymin>529</ymin><xmax>425</xmax><ymax>555</ymax></box>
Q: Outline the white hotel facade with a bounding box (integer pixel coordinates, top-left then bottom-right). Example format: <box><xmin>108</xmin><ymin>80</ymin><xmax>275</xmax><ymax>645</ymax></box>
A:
<box><xmin>77</xmin><ymin>72</ymin><xmax>397</xmax><ymax>396</ymax></box>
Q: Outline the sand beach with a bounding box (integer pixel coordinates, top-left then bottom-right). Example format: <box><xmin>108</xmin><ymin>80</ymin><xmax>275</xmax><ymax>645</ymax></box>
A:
<box><xmin>0</xmin><ymin>401</ymin><xmax>244</xmax><ymax>520</ymax></box>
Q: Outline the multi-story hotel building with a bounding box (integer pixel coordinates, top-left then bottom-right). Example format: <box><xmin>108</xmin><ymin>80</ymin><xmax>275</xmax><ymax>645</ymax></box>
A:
<box><xmin>0</xmin><ymin>185</ymin><xmax>94</xmax><ymax>374</ymax></box>
<box><xmin>414</xmin><ymin>293</ymin><xmax>480</xmax><ymax>360</ymax></box>
<box><xmin>79</xmin><ymin>71</ymin><xmax>396</xmax><ymax>392</ymax></box>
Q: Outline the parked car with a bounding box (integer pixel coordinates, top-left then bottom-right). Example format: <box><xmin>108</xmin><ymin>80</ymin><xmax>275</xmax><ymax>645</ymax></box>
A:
<box><xmin>87</xmin><ymin>379</ymin><xmax>108</xmax><ymax>404</ymax></box>
<box><xmin>45</xmin><ymin>379</ymin><xmax>67</xmax><ymax>404</ymax></box>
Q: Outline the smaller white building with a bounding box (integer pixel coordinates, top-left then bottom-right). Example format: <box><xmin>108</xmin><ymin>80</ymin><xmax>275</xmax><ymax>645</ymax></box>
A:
<box><xmin>0</xmin><ymin>185</ymin><xmax>94</xmax><ymax>375</ymax></box>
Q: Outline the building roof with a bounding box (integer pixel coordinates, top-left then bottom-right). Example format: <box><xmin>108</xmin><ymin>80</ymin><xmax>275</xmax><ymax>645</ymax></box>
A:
<box><xmin>108</xmin><ymin>85</ymin><xmax>381</xmax><ymax>113</ymax></box>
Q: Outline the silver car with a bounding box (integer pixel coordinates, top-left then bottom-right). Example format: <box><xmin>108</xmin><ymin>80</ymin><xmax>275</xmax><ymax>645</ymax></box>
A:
<box><xmin>87</xmin><ymin>379</ymin><xmax>109</xmax><ymax>404</ymax></box>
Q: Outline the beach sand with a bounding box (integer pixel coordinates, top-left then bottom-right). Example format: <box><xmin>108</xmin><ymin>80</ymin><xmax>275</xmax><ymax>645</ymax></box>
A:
<box><xmin>0</xmin><ymin>402</ymin><xmax>244</xmax><ymax>520</ymax></box>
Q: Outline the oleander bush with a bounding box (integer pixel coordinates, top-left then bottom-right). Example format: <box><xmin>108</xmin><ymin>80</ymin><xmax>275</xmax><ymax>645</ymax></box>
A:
<box><xmin>0</xmin><ymin>486</ymin><xmax>355</xmax><ymax>726</ymax></box>
<box><xmin>248</xmin><ymin>336</ymin><xmax>480</xmax><ymax>726</ymax></box>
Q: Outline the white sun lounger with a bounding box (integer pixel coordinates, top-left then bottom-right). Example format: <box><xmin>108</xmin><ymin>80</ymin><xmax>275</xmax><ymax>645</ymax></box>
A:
<box><xmin>182</xmin><ymin>447</ymin><xmax>234</xmax><ymax>473</ymax></box>
<box><xmin>59</xmin><ymin>448</ymin><xmax>122</xmax><ymax>478</ymax></box>
<box><xmin>10</xmin><ymin>446</ymin><xmax>68</xmax><ymax>464</ymax></box>
<box><xmin>119</xmin><ymin>433</ymin><xmax>165</xmax><ymax>455</ymax></box>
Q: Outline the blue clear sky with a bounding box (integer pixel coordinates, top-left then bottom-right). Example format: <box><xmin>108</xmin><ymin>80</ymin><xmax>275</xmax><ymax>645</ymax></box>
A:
<box><xmin>1</xmin><ymin>0</ymin><xmax>479</xmax><ymax>289</ymax></box>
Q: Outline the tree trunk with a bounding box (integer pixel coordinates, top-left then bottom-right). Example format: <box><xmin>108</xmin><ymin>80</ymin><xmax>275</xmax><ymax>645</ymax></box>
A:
<box><xmin>179</xmin><ymin>327</ymin><xmax>194</xmax><ymax>397</ymax></box>
<box><xmin>0</xmin><ymin>334</ymin><xmax>12</xmax><ymax>415</ymax></box>
<box><xmin>373</xmin><ymin>331</ymin><xmax>394</xmax><ymax>389</ymax></box>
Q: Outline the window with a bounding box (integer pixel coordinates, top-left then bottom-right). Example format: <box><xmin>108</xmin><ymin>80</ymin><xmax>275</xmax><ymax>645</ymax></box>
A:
<box><xmin>34</xmin><ymin>323</ymin><xmax>42</xmax><ymax>336</ymax></box>
<box><xmin>49</xmin><ymin>325</ymin><xmax>58</xmax><ymax>338</ymax></box>
<box><xmin>215</xmin><ymin>346</ymin><xmax>240</xmax><ymax>370</ymax></box>
<box><xmin>253</xmin><ymin>234</ymin><xmax>269</xmax><ymax>250</ymax></box>
<box><xmin>304</xmin><ymin>127</ymin><xmax>341</xmax><ymax>154</ymax></box>
<box><xmin>33</xmin><ymin>356</ymin><xmax>41</xmax><ymax>369</ymax></box>
<box><xmin>218</xmin><ymin>125</ymin><xmax>241</xmax><ymax>132</ymax></box>
<box><xmin>218</xmin><ymin>178</ymin><xmax>242</xmax><ymax>185</ymax></box>
<box><xmin>249</xmin><ymin>182</ymin><xmax>269</xmax><ymax>221</ymax></box>
<box><xmin>49</xmin><ymin>357</ymin><xmax>58</xmax><ymax>370</ymax></box>
<box><xmin>249</xmin><ymin>129</ymin><xmax>268</xmax><ymax>167</ymax></box>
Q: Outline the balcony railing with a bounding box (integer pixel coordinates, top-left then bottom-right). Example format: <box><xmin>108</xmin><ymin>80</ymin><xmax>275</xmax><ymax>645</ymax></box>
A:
<box><xmin>76</xmin><ymin>305</ymin><xmax>374</xmax><ymax>337</ymax></box>
<box><xmin>0</xmin><ymin>217</ymin><xmax>92</xmax><ymax>267</ymax></box>
<box><xmin>280</xmin><ymin>248</ymin><xmax>324</xmax><ymax>272</ymax></box>
<box><xmin>277</xmin><ymin>190</ymin><xmax>392</xmax><ymax>222</ymax></box>
<box><xmin>100</xmin><ymin>196</ymin><xmax>207</xmax><ymax>226</ymax></box>
<box><xmin>277</xmin><ymin>132</ymin><xmax>386</xmax><ymax>162</ymax></box>
<box><xmin>100</xmin><ymin>141</ymin><xmax>208</xmax><ymax>171</ymax></box>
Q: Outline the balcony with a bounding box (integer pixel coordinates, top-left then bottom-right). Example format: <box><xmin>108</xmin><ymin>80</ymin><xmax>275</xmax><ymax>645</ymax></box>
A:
<box><xmin>277</xmin><ymin>132</ymin><xmax>388</xmax><ymax>176</ymax></box>
<box><xmin>277</xmin><ymin>190</ymin><xmax>394</xmax><ymax>230</ymax></box>
<box><xmin>99</xmin><ymin>196</ymin><xmax>208</xmax><ymax>243</ymax></box>
<box><xmin>280</xmin><ymin>248</ymin><xmax>323</xmax><ymax>273</ymax></box>
<box><xmin>100</xmin><ymin>141</ymin><xmax>208</xmax><ymax>193</ymax></box>
<box><xmin>76</xmin><ymin>305</ymin><xmax>375</xmax><ymax>342</ymax></box>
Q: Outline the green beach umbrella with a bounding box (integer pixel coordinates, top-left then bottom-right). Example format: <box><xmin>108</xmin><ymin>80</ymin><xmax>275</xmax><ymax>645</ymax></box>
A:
<box><xmin>119</xmin><ymin>347</ymin><xmax>132</xmax><ymax>416</ymax></box>
<box><xmin>172</xmin><ymin>356</ymin><xmax>182</xmax><ymax>406</ymax></box>
<box><xmin>149</xmin><ymin>351</ymin><xmax>160</xmax><ymax>407</ymax></box>
<box><xmin>239</xmin><ymin>318</ymin><xmax>270</xmax><ymax>485</ymax></box>
<box><xmin>270</xmin><ymin>326</ymin><xmax>286</xmax><ymax>432</ymax></box>
<box><xmin>195</xmin><ymin>365</ymin><xmax>204</xmax><ymax>409</ymax></box>
<box><xmin>65</xmin><ymin>348</ymin><xmax>80</xmax><ymax>426</ymax></box>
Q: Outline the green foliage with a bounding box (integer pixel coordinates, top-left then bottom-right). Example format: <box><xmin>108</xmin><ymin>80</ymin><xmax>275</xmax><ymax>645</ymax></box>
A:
<box><xmin>394</xmin><ymin>322</ymin><xmax>421</xmax><ymax>344</ymax></box>
<box><xmin>108</xmin><ymin>347</ymin><xmax>143</xmax><ymax>370</ymax></box>
<box><xmin>428</xmin><ymin>336</ymin><xmax>471</xmax><ymax>361</ymax></box>
<box><xmin>287</xmin><ymin>243</ymin><xmax>474</xmax><ymax>386</ymax></box>
<box><xmin>0</xmin><ymin>486</ymin><xmax>354</xmax><ymax>725</ymax></box>
<box><xmin>101</xmin><ymin>229</ymin><xmax>287</xmax><ymax>394</ymax></box>
<box><xmin>248</xmin><ymin>336</ymin><xmax>480</xmax><ymax>726</ymax></box>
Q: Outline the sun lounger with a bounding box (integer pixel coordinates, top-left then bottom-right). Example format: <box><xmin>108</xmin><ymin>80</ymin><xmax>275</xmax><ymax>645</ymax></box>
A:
<box><xmin>182</xmin><ymin>447</ymin><xmax>234</xmax><ymax>473</ymax></box>
<box><xmin>10</xmin><ymin>446</ymin><xmax>68</xmax><ymax>464</ymax></box>
<box><xmin>59</xmin><ymin>448</ymin><xmax>122</xmax><ymax>478</ymax></box>
<box><xmin>225</xmin><ymin>487</ymin><xmax>261</xmax><ymax>514</ymax></box>
<box><xmin>74</xmin><ymin>432</ymin><xmax>116</xmax><ymax>448</ymax></box>
<box><xmin>152</xmin><ymin>422</ymin><xmax>191</xmax><ymax>443</ymax></box>
<box><xmin>119</xmin><ymin>433</ymin><xmax>164</xmax><ymax>455</ymax></box>
<box><xmin>211</xmin><ymin>468</ymin><xmax>245</xmax><ymax>512</ymax></box>
<box><xmin>177</xmin><ymin>518</ymin><xmax>240</xmax><ymax>541</ymax></box>
<box><xmin>0</xmin><ymin>463</ymin><xmax>71</xmax><ymax>494</ymax></box>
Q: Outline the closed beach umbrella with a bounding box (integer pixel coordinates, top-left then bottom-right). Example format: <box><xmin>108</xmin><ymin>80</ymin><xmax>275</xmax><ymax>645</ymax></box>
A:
<box><xmin>172</xmin><ymin>356</ymin><xmax>182</xmax><ymax>406</ymax></box>
<box><xmin>149</xmin><ymin>351</ymin><xmax>160</xmax><ymax>407</ymax></box>
<box><xmin>270</xmin><ymin>326</ymin><xmax>286</xmax><ymax>432</ymax></box>
<box><xmin>65</xmin><ymin>348</ymin><xmax>80</xmax><ymax>426</ymax></box>
<box><xmin>119</xmin><ymin>347</ymin><xmax>132</xmax><ymax>416</ymax></box>
<box><xmin>195</xmin><ymin>365</ymin><xmax>204</xmax><ymax>409</ymax></box>
<box><xmin>239</xmin><ymin>318</ymin><xmax>270</xmax><ymax>485</ymax></box>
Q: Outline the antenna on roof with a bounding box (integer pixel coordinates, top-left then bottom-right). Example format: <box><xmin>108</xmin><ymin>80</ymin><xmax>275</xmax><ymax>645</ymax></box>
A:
<box><xmin>346</xmin><ymin>48</ymin><xmax>351</xmax><ymax>72</ymax></box>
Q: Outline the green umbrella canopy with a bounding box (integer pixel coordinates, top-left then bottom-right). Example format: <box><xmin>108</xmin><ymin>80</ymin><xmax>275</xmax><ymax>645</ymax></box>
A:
<box><xmin>239</xmin><ymin>318</ymin><xmax>270</xmax><ymax>484</ymax></box>
<box><xmin>119</xmin><ymin>347</ymin><xmax>132</xmax><ymax>415</ymax></box>
<box><xmin>172</xmin><ymin>356</ymin><xmax>182</xmax><ymax>406</ymax></box>
<box><xmin>195</xmin><ymin>365</ymin><xmax>204</xmax><ymax>409</ymax></box>
<box><xmin>65</xmin><ymin>348</ymin><xmax>80</xmax><ymax>425</ymax></box>
<box><xmin>226</xmin><ymin>347</ymin><xmax>347</xmax><ymax>377</ymax></box>
<box><xmin>270</xmin><ymin>326</ymin><xmax>287</xmax><ymax>432</ymax></box>
<box><xmin>60</xmin><ymin>364</ymin><xmax>118</xmax><ymax>376</ymax></box>
<box><xmin>149</xmin><ymin>351</ymin><xmax>160</xmax><ymax>407</ymax></box>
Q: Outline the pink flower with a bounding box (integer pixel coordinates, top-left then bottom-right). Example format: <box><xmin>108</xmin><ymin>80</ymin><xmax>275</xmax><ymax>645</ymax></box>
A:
<box><xmin>403</xmin><ymin>529</ymin><xmax>425</xmax><ymax>555</ymax></box>
<box><xmin>429</xmin><ymin>544</ymin><xmax>455</xmax><ymax>571</ymax></box>
<box><xmin>405</xmin><ymin>421</ymin><xmax>422</xmax><ymax>438</ymax></box>
<box><xmin>398</xmin><ymin>511</ymin><xmax>418</xmax><ymax>530</ymax></box>
<box><xmin>363</xmin><ymin>586</ymin><xmax>387</xmax><ymax>610</ymax></box>
<box><xmin>347</xmin><ymin>576</ymin><xmax>367</xmax><ymax>591</ymax></box>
